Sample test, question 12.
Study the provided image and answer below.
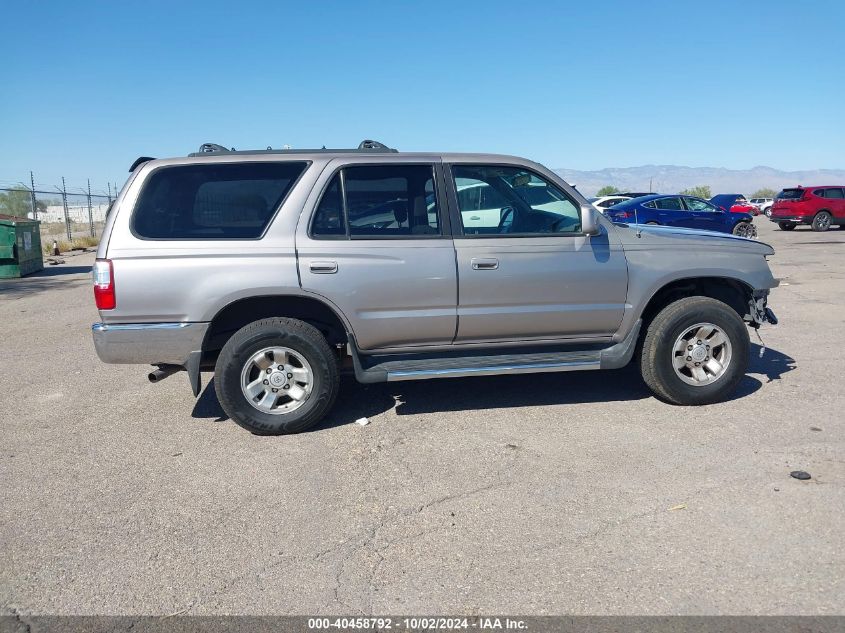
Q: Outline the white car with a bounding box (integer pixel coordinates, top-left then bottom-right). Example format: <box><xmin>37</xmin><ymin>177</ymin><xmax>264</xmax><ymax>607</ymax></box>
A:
<box><xmin>587</xmin><ymin>195</ymin><xmax>632</xmax><ymax>213</ymax></box>
<box><xmin>749</xmin><ymin>197</ymin><xmax>774</xmax><ymax>216</ymax></box>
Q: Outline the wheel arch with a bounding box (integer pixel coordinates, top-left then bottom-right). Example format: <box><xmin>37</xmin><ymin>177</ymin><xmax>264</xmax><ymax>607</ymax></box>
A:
<box><xmin>638</xmin><ymin>276</ymin><xmax>754</xmax><ymax>333</ymax></box>
<box><xmin>202</xmin><ymin>294</ymin><xmax>353</xmax><ymax>358</ymax></box>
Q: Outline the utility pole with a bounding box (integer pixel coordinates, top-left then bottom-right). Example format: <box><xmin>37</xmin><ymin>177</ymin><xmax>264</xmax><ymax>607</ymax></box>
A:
<box><xmin>29</xmin><ymin>171</ymin><xmax>37</xmax><ymax>220</ymax></box>
<box><xmin>107</xmin><ymin>182</ymin><xmax>113</xmax><ymax>206</ymax></box>
<box><xmin>60</xmin><ymin>177</ymin><xmax>72</xmax><ymax>241</ymax></box>
<box><xmin>87</xmin><ymin>179</ymin><xmax>95</xmax><ymax>237</ymax></box>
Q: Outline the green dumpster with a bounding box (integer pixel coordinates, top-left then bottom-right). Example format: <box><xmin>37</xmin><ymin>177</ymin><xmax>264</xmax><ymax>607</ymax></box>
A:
<box><xmin>0</xmin><ymin>214</ymin><xmax>44</xmax><ymax>278</ymax></box>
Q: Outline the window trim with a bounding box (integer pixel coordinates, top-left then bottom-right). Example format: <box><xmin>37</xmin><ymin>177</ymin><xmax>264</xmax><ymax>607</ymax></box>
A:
<box><xmin>129</xmin><ymin>160</ymin><xmax>311</xmax><ymax>242</ymax></box>
<box><xmin>444</xmin><ymin>163</ymin><xmax>588</xmax><ymax>239</ymax></box>
<box><xmin>683</xmin><ymin>196</ymin><xmax>719</xmax><ymax>212</ymax></box>
<box><xmin>653</xmin><ymin>196</ymin><xmax>684</xmax><ymax>212</ymax></box>
<box><xmin>307</xmin><ymin>162</ymin><xmax>449</xmax><ymax>241</ymax></box>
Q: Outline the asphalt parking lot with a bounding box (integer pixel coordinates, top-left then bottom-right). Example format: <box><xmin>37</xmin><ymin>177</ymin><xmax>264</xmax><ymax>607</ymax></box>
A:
<box><xmin>1</xmin><ymin>220</ymin><xmax>843</xmax><ymax>616</ymax></box>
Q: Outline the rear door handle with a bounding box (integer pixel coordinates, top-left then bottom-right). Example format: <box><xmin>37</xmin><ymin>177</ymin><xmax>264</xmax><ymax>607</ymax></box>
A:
<box><xmin>309</xmin><ymin>261</ymin><xmax>338</xmax><ymax>274</ymax></box>
<box><xmin>471</xmin><ymin>257</ymin><xmax>499</xmax><ymax>270</ymax></box>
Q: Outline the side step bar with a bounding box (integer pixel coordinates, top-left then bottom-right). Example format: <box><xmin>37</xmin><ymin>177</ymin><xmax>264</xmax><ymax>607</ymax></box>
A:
<box><xmin>350</xmin><ymin>321</ymin><xmax>641</xmax><ymax>384</ymax></box>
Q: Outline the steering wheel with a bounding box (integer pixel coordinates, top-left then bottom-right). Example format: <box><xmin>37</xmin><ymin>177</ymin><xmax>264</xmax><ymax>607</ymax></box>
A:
<box><xmin>498</xmin><ymin>206</ymin><xmax>515</xmax><ymax>233</ymax></box>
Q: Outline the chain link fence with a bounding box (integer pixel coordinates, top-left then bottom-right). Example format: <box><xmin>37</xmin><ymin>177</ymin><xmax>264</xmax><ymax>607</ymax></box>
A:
<box><xmin>0</xmin><ymin>173</ymin><xmax>122</xmax><ymax>253</ymax></box>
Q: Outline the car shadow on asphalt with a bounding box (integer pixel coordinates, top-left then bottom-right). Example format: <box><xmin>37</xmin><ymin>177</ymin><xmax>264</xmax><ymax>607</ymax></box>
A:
<box><xmin>748</xmin><ymin>343</ymin><xmax>797</xmax><ymax>383</ymax></box>
<box><xmin>0</xmin><ymin>274</ymin><xmax>90</xmax><ymax>298</ymax></box>
<box><xmin>33</xmin><ymin>265</ymin><xmax>93</xmax><ymax>277</ymax></box>
<box><xmin>191</xmin><ymin>342</ymin><xmax>796</xmax><ymax>433</ymax></box>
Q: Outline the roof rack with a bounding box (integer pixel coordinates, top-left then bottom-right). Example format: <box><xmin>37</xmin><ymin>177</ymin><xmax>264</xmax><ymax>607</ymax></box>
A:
<box><xmin>188</xmin><ymin>139</ymin><xmax>397</xmax><ymax>157</ymax></box>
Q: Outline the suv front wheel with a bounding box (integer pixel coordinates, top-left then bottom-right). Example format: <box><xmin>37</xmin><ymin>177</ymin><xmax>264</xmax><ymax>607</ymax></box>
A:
<box><xmin>640</xmin><ymin>297</ymin><xmax>749</xmax><ymax>405</ymax></box>
<box><xmin>732</xmin><ymin>221</ymin><xmax>757</xmax><ymax>238</ymax></box>
<box><xmin>214</xmin><ymin>317</ymin><xmax>340</xmax><ymax>434</ymax></box>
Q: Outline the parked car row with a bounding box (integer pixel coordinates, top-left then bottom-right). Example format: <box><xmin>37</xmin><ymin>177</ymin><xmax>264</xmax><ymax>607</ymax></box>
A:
<box><xmin>591</xmin><ymin>184</ymin><xmax>845</xmax><ymax>236</ymax></box>
<box><xmin>750</xmin><ymin>197</ymin><xmax>774</xmax><ymax>215</ymax></box>
<box><xmin>603</xmin><ymin>195</ymin><xmax>757</xmax><ymax>238</ymax></box>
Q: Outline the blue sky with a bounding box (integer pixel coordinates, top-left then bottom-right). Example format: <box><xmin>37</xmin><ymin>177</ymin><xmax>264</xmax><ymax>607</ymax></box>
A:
<box><xmin>2</xmin><ymin>0</ymin><xmax>843</xmax><ymax>193</ymax></box>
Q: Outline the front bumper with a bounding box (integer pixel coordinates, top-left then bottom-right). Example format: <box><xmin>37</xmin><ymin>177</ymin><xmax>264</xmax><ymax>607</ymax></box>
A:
<box><xmin>91</xmin><ymin>322</ymin><xmax>209</xmax><ymax>365</ymax></box>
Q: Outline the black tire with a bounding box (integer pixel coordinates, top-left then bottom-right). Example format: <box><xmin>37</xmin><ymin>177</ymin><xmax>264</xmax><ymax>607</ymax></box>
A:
<box><xmin>778</xmin><ymin>221</ymin><xmax>796</xmax><ymax>231</ymax></box>
<box><xmin>811</xmin><ymin>211</ymin><xmax>832</xmax><ymax>232</ymax></box>
<box><xmin>640</xmin><ymin>296</ymin><xmax>749</xmax><ymax>406</ymax></box>
<box><xmin>732</xmin><ymin>221</ymin><xmax>757</xmax><ymax>238</ymax></box>
<box><xmin>214</xmin><ymin>317</ymin><xmax>339</xmax><ymax>435</ymax></box>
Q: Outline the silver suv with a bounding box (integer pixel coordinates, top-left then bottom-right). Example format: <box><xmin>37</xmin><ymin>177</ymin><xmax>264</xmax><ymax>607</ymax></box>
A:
<box><xmin>92</xmin><ymin>141</ymin><xmax>779</xmax><ymax>434</ymax></box>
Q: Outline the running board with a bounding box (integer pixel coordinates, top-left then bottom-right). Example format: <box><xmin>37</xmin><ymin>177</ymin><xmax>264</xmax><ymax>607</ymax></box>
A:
<box><xmin>349</xmin><ymin>320</ymin><xmax>641</xmax><ymax>384</ymax></box>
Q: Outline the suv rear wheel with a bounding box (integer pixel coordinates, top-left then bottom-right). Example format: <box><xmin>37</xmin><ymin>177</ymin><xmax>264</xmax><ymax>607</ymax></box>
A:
<box><xmin>812</xmin><ymin>211</ymin><xmax>832</xmax><ymax>232</ymax></box>
<box><xmin>214</xmin><ymin>317</ymin><xmax>339</xmax><ymax>434</ymax></box>
<box><xmin>778</xmin><ymin>221</ymin><xmax>796</xmax><ymax>231</ymax></box>
<box><xmin>640</xmin><ymin>297</ymin><xmax>749</xmax><ymax>405</ymax></box>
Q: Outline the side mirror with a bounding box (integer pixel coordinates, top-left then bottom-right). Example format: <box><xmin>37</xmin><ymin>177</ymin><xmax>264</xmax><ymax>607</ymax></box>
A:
<box><xmin>581</xmin><ymin>203</ymin><xmax>601</xmax><ymax>236</ymax></box>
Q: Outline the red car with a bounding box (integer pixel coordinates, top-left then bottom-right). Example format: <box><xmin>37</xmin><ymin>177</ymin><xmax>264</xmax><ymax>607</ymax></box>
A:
<box><xmin>769</xmin><ymin>186</ymin><xmax>845</xmax><ymax>232</ymax></box>
<box><xmin>710</xmin><ymin>194</ymin><xmax>759</xmax><ymax>216</ymax></box>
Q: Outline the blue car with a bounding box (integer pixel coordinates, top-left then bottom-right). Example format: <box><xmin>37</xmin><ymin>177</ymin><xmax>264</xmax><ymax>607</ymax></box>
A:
<box><xmin>604</xmin><ymin>194</ymin><xmax>757</xmax><ymax>237</ymax></box>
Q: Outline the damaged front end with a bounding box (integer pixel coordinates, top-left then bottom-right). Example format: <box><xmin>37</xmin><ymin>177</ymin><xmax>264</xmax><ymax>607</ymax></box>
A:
<box><xmin>748</xmin><ymin>289</ymin><xmax>778</xmax><ymax>328</ymax></box>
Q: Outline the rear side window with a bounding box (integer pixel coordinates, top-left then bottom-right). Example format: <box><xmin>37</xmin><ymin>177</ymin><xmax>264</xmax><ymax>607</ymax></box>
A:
<box><xmin>311</xmin><ymin>164</ymin><xmax>441</xmax><ymax>238</ymax></box>
<box><xmin>776</xmin><ymin>188</ymin><xmax>804</xmax><ymax>200</ymax></box>
<box><xmin>655</xmin><ymin>197</ymin><xmax>683</xmax><ymax>210</ymax></box>
<box><xmin>132</xmin><ymin>162</ymin><xmax>307</xmax><ymax>239</ymax></box>
<box><xmin>823</xmin><ymin>188</ymin><xmax>844</xmax><ymax>199</ymax></box>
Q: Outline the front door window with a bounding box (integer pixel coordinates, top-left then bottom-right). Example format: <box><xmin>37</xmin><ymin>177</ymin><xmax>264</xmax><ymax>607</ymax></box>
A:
<box><xmin>452</xmin><ymin>166</ymin><xmax>581</xmax><ymax>235</ymax></box>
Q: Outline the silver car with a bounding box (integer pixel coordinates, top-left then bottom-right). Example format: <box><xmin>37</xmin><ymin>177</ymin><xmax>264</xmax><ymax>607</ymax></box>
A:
<box><xmin>92</xmin><ymin>141</ymin><xmax>779</xmax><ymax>434</ymax></box>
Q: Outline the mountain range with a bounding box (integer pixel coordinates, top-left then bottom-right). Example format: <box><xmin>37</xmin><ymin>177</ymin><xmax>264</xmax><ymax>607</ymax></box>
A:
<box><xmin>553</xmin><ymin>165</ymin><xmax>845</xmax><ymax>197</ymax></box>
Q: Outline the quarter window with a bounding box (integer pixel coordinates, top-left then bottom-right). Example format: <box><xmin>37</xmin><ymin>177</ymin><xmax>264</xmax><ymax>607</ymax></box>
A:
<box><xmin>132</xmin><ymin>162</ymin><xmax>307</xmax><ymax>239</ymax></box>
<box><xmin>311</xmin><ymin>165</ymin><xmax>440</xmax><ymax>238</ymax></box>
<box><xmin>452</xmin><ymin>165</ymin><xmax>581</xmax><ymax>235</ymax></box>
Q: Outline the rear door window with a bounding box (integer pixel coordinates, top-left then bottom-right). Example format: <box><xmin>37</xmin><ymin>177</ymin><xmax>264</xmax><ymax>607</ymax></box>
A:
<box><xmin>132</xmin><ymin>162</ymin><xmax>307</xmax><ymax>239</ymax></box>
<box><xmin>655</xmin><ymin>197</ymin><xmax>684</xmax><ymax>210</ymax></box>
<box><xmin>824</xmin><ymin>188</ymin><xmax>844</xmax><ymax>199</ymax></box>
<box><xmin>311</xmin><ymin>164</ymin><xmax>441</xmax><ymax>239</ymax></box>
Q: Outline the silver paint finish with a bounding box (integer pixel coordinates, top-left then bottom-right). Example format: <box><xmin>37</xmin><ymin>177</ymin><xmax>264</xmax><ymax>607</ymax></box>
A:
<box><xmin>387</xmin><ymin>358</ymin><xmax>601</xmax><ymax>381</ymax></box>
<box><xmin>92</xmin><ymin>150</ymin><xmax>779</xmax><ymax>371</ymax></box>
<box><xmin>295</xmin><ymin>155</ymin><xmax>458</xmax><ymax>350</ymax></box>
<box><xmin>91</xmin><ymin>321</ymin><xmax>208</xmax><ymax>365</ymax></box>
<box><xmin>453</xmin><ymin>225</ymin><xmax>628</xmax><ymax>343</ymax></box>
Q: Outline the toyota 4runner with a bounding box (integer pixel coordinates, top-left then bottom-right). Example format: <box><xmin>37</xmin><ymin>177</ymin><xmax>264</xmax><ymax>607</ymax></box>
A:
<box><xmin>92</xmin><ymin>141</ymin><xmax>779</xmax><ymax>434</ymax></box>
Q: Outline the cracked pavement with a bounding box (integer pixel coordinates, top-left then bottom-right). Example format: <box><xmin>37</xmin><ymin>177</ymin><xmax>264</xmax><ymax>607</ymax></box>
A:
<box><xmin>1</xmin><ymin>221</ymin><xmax>843</xmax><ymax>615</ymax></box>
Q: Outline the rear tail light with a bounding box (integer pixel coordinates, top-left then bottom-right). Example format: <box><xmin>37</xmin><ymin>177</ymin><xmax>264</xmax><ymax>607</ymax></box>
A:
<box><xmin>92</xmin><ymin>259</ymin><xmax>115</xmax><ymax>310</ymax></box>
<box><xmin>614</xmin><ymin>211</ymin><xmax>633</xmax><ymax>219</ymax></box>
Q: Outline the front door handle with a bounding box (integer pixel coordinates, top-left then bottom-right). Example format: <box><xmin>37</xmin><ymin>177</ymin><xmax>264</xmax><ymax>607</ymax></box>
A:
<box><xmin>471</xmin><ymin>257</ymin><xmax>499</xmax><ymax>270</ymax></box>
<box><xmin>309</xmin><ymin>261</ymin><xmax>338</xmax><ymax>274</ymax></box>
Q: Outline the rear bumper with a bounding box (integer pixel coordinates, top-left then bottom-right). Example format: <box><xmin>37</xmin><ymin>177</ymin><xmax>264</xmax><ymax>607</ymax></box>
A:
<box><xmin>91</xmin><ymin>322</ymin><xmax>209</xmax><ymax>365</ymax></box>
<box><xmin>769</xmin><ymin>214</ymin><xmax>810</xmax><ymax>223</ymax></box>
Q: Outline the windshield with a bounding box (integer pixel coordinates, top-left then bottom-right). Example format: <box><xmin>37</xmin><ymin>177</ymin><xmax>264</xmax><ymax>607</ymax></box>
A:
<box><xmin>776</xmin><ymin>189</ymin><xmax>804</xmax><ymax>200</ymax></box>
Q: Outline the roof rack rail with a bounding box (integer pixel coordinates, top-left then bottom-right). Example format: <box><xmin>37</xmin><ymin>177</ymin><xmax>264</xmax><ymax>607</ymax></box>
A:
<box><xmin>188</xmin><ymin>139</ymin><xmax>397</xmax><ymax>157</ymax></box>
